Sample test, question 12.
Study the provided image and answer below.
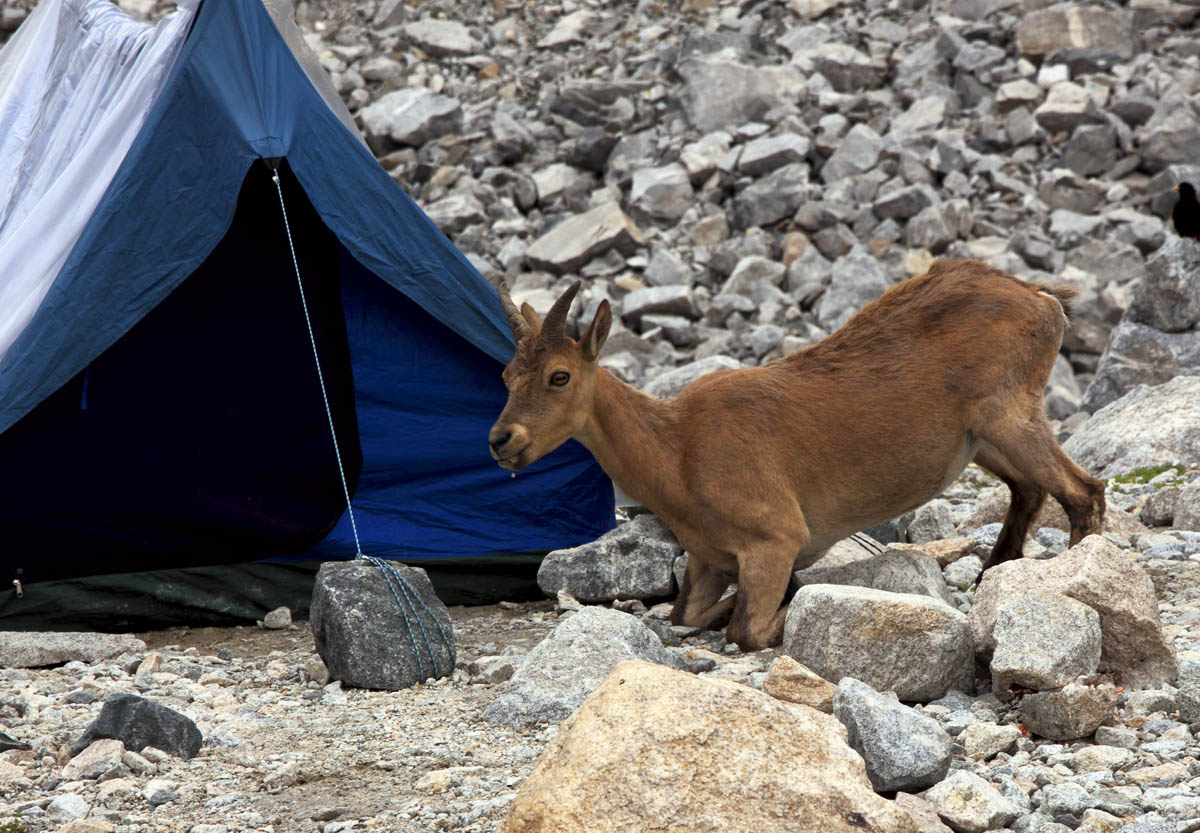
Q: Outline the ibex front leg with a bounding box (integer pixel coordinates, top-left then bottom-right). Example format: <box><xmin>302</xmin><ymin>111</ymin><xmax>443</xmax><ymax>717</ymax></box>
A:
<box><xmin>726</xmin><ymin>527</ymin><xmax>809</xmax><ymax>651</ymax></box>
<box><xmin>671</xmin><ymin>555</ymin><xmax>736</xmax><ymax>631</ymax></box>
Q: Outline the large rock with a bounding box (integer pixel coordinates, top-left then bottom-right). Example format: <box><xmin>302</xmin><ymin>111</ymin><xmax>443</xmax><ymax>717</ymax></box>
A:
<box><xmin>1015</xmin><ymin>6</ymin><xmax>1132</xmax><ymax>58</ymax></box>
<box><xmin>1125</xmin><ymin>239</ymin><xmax>1200</xmax><ymax>333</ymax></box>
<box><xmin>1081</xmin><ymin>322</ymin><xmax>1200</xmax><ymax>413</ymax></box>
<box><xmin>70</xmin><ymin>694</ymin><xmax>201</xmax><ymax>760</ymax></box>
<box><xmin>833</xmin><ymin>677</ymin><xmax>953</xmax><ymax>792</ymax></box>
<box><xmin>483</xmin><ymin>607</ymin><xmax>684</xmax><ymax>727</ymax></box>
<box><xmin>537</xmin><ymin>514</ymin><xmax>682</xmax><ymax>602</ymax></box>
<box><xmin>921</xmin><ymin>770</ymin><xmax>1020</xmax><ymax>833</ymax></box>
<box><xmin>792</xmin><ymin>548</ymin><xmax>956</xmax><ymax>606</ymax></box>
<box><xmin>524</xmin><ymin>202</ymin><xmax>645</xmax><ymax>274</ymax></box>
<box><xmin>815</xmin><ymin>247</ymin><xmax>890</xmax><ymax>331</ymax></box>
<box><xmin>969</xmin><ymin>536</ymin><xmax>1176</xmax><ymax>688</ymax></box>
<box><xmin>642</xmin><ymin>355</ymin><xmax>741</xmax><ymax>399</ymax></box>
<box><xmin>310</xmin><ymin>560</ymin><xmax>455</xmax><ymax>690</ymax></box>
<box><xmin>500</xmin><ymin>660</ymin><xmax>918</xmax><ymax>833</ymax></box>
<box><xmin>0</xmin><ymin>632</ymin><xmax>145</xmax><ymax>668</ymax></box>
<box><xmin>677</xmin><ymin>56</ymin><xmax>807</xmax><ymax>133</ymax></box>
<box><xmin>989</xmin><ymin>591</ymin><xmax>1102</xmax><ymax>697</ymax></box>
<box><xmin>359</xmin><ymin>88</ymin><xmax>463</xmax><ymax>147</ymax></box>
<box><xmin>1065</xmin><ymin>376</ymin><xmax>1200</xmax><ymax>477</ymax></box>
<box><xmin>1176</xmin><ymin>479</ymin><xmax>1200</xmax><ymax>531</ymax></box>
<box><xmin>783</xmin><ymin>585</ymin><xmax>974</xmax><ymax>702</ymax></box>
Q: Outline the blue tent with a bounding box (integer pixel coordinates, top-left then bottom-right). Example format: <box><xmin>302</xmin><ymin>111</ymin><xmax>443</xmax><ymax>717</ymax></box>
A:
<box><xmin>0</xmin><ymin>0</ymin><xmax>614</xmax><ymax>591</ymax></box>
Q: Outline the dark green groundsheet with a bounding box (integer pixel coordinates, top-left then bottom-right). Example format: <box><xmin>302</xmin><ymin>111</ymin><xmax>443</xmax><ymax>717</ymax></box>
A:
<box><xmin>0</xmin><ymin>556</ymin><xmax>545</xmax><ymax>632</ymax></box>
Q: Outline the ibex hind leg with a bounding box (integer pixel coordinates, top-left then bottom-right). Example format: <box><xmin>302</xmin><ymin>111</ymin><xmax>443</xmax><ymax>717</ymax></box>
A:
<box><xmin>671</xmin><ymin>556</ymin><xmax>735</xmax><ymax>631</ymax></box>
<box><xmin>973</xmin><ymin>442</ymin><xmax>1047</xmax><ymax>569</ymax></box>
<box><xmin>974</xmin><ymin>409</ymin><xmax>1105</xmax><ymax>560</ymax></box>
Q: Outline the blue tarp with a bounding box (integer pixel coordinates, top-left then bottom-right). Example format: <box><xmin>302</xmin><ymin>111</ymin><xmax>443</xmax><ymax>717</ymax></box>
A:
<box><xmin>0</xmin><ymin>0</ymin><xmax>614</xmax><ymax>583</ymax></box>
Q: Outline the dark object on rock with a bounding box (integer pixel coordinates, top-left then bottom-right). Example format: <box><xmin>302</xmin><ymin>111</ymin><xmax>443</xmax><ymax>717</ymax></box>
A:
<box><xmin>0</xmin><ymin>729</ymin><xmax>30</xmax><ymax>752</ymax></box>
<box><xmin>1173</xmin><ymin>182</ymin><xmax>1200</xmax><ymax>240</ymax></box>
<box><xmin>70</xmin><ymin>693</ymin><xmax>202</xmax><ymax>759</ymax></box>
<box><xmin>310</xmin><ymin>558</ymin><xmax>455</xmax><ymax>690</ymax></box>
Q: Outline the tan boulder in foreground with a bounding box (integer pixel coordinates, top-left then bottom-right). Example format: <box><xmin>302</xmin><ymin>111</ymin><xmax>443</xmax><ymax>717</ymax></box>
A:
<box><xmin>501</xmin><ymin>660</ymin><xmax>917</xmax><ymax>833</ymax></box>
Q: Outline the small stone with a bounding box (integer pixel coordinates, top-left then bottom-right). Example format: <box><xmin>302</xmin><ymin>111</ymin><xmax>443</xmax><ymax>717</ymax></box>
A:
<box><xmin>46</xmin><ymin>793</ymin><xmax>91</xmax><ymax>822</ymax></box>
<box><xmin>402</xmin><ymin>19</ymin><xmax>482</xmax><ymax>56</ymax></box>
<box><xmin>921</xmin><ymin>770</ymin><xmax>1020</xmax><ymax>833</ymax></box>
<box><xmin>262</xmin><ymin>606</ymin><xmax>292</xmax><ymax>630</ymax></box>
<box><xmin>761</xmin><ymin>656</ymin><xmax>836</xmax><ymax>713</ymax></box>
<box><xmin>142</xmin><ymin>778</ymin><xmax>178</xmax><ymax>806</ymax></box>
<box><xmin>958</xmin><ymin>723</ymin><xmax>1022</xmax><ymax>760</ymax></box>
<box><xmin>1019</xmin><ymin>679</ymin><xmax>1118</xmax><ymax>740</ymax></box>
<box><xmin>62</xmin><ymin>739</ymin><xmax>126</xmax><ymax>781</ymax></box>
<box><xmin>525</xmin><ymin>202</ymin><xmax>645</xmax><ymax>275</ymax></box>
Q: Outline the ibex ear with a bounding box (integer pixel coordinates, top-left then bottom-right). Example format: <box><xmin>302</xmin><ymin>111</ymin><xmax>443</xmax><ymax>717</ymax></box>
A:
<box><xmin>581</xmin><ymin>300</ymin><xmax>612</xmax><ymax>362</ymax></box>
<box><xmin>520</xmin><ymin>303</ymin><xmax>542</xmax><ymax>337</ymax></box>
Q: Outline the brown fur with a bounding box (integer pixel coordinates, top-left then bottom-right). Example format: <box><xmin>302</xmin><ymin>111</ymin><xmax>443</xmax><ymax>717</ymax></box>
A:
<box><xmin>488</xmin><ymin>260</ymin><xmax>1106</xmax><ymax>650</ymax></box>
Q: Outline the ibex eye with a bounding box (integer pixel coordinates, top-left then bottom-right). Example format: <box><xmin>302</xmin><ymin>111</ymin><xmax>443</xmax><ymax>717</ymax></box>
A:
<box><xmin>549</xmin><ymin>371</ymin><xmax>570</xmax><ymax>387</ymax></box>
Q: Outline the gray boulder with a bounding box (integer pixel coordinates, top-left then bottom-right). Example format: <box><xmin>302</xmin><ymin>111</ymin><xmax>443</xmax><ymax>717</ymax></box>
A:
<box><xmin>70</xmin><ymin>693</ymin><xmax>201</xmax><ymax>760</ymax></box>
<box><xmin>1015</xmin><ymin>6</ymin><xmax>1132</xmax><ymax>58</ymax></box>
<box><xmin>402</xmin><ymin>19</ymin><xmax>482</xmax><ymax>56</ymax></box>
<box><xmin>1018</xmin><ymin>679</ymin><xmax>1118</xmax><ymax>740</ymax></box>
<box><xmin>1125</xmin><ymin>239</ymin><xmax>1200</xmax><ymax>333</ymax></box>
<box><xmin>0</xmin><ymin>632</ymin><xmax>145</xmax><ymax>669</ymax></box>
<box><xmin>820</xmin><ymin>124</ymin><xmax>883</xmax><ymax>184</ymax></box>
<box><xmin>1178</xmin><ymin>658</ymin><xmax>1200</xmax><ymax>723</ymax></box>
<box><xmin>676</xmin><ymin>56</ymin><xmax>806</xmax><ymax>133</ymax></box>
<box><xmin>629</xmin><ymin>164</ymin><xmax>693</xmax><ymax>222</ymax></box>
<box><xmin>1140</xmin><ymin>96</ymin><xmax>1200</xmax><ymax>174</ymax></box>
<box><xmin>874</xmin><ymin>184</ymin><xmax>939</xmax><ymax>221</ymax></box>
<box><xmin>621</xmin><ymin>286</ymin><xmax>699</xmax><ymax>327</ymax></box>
<box><xmin>908</xmin><ymin>499</ymin><xmax>959</xmax><ymax>545</ymax></box>
<box><xmin>525</xmin><ymin>202</ymin><xmax>645</xmax><ymax>274</ymax></box>
<box><xmin>730</xmin><ymin>163</ymin><xmax>812</xmax><ymax>230</ymax></box>
<box><xmin>642</xmin><ymin>356</ymin><xmax>741</xmax><ymax>399</ymax></box>
<box><xmin>783</xmin><ymin>585</ymin><xmax>973</xmax><ymax>702</ymax></box>
<box><xmin>1084</xmin><ymin>326</ymin><xmax>1200</xmax><ymax>415</ymax></box>
<box><xmin>833</xmin><ymin>677</ymin><xmax>953</xmax><ymax>792</ymax></box>
<box><xmin>359</xmin><ymin>88</ymin><xmax>463</xmax><ymax>148</ymax></box>
<box><xmin>1175</xmin><ymin>479</ymin><xmax>1200</xmax><ymax>531</ymax></box>
<box><xmin>311</xmin><ymin>560</ymin><xmax>455</xmax><ymax>690</ymax></box>
<box><xmin>792</xmin><ymin>548</ymin><xmax>956</xmax><ymax>606</ymax></box>
<box><xmin>482</xmin><ymin>607</ymin><xmax>684</xmax><ymax>727</ymax></box>
<box><xmin>1066</xmin><ymin>376</ymin><xmax>1200</xmax><ymax>476</ymax></box>
<box><xmin>537</xmin><ymin>514</ymin><xmax>682</xmax><ymax>602</ymax></box>
<box><xmin>969</xmin><ymin>536</ymin><xmax>1176</xmax><ymax>689</ymax></box>
<box><xmin>1034</xmin><ymin>82</ymin><xmax>1104</xmax><ymax>134</ymax></box>
<box><xmin>738</xmin><ymin>134</ymin><xmax>811</xmax><ymax>177</ymax></box>
<box><xmin>815</xmin><ymin>247</ymin><xmax>889</xmax><ymax>331</ymax></box>
<box><xmin>989</xmin><ymin>591</ymin><xmax>1102</xmax><ymax>697</ymax></box>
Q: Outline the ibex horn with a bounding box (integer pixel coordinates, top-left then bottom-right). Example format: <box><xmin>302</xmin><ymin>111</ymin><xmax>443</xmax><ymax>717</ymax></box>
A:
<box><xmin>498</xmin><ymin>282</ymin><xmax>529</xmax><ymax>341</ymax></box>
<box><xmin>540</xmin><ymin>280</ymin><xmax>581</xmax><ymax>348</ymax></box>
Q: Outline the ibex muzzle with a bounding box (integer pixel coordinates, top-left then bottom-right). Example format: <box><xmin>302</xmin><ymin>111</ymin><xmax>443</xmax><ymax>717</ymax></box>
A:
<box><xmin>491</xmin><ymin>261</ymin><xmax>1105</xmax><ymax>650</ymax></box>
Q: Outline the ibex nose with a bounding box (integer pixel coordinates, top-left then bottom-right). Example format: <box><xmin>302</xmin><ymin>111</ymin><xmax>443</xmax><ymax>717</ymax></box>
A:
<box><xmin>489</xmin><ymin>426</ymin><xmax>512</xmax><ymax>452</ymax></box>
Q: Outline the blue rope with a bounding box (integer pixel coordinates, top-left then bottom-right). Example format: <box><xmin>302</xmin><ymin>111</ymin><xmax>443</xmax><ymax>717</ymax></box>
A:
<box><xmin>271</xmin><ymin>169</ymin><xmax>454</xmax><ymax>678</ymax></box>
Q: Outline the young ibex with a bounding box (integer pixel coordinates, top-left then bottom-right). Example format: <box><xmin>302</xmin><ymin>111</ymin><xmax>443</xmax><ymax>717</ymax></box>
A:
<box><xmin>489</xmin><ymin>259</ymin><xmax>1106</xmax><ymax>650</ymax></box>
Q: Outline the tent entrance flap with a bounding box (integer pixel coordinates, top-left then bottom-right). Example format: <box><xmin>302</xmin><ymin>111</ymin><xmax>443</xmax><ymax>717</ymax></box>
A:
<box><xmin>0</xmin><ymin>164</ymin><xmax>360</xmax><ymax>584</ymax></box>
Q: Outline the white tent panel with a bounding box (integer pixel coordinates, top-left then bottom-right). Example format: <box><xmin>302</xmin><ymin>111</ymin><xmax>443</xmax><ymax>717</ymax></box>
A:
<box><xmin>0</xmin><ymin>0</ymin><xmax>198</xmax><ymax>363</ymax></box>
